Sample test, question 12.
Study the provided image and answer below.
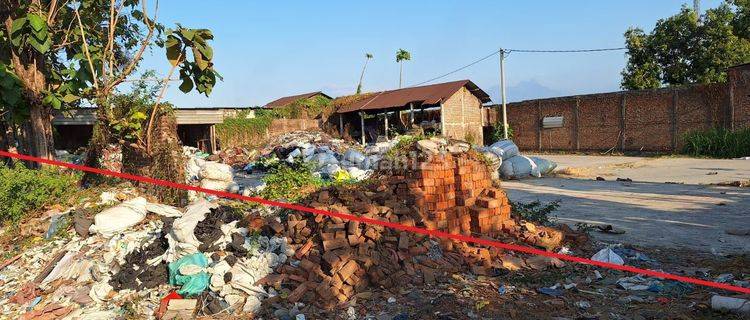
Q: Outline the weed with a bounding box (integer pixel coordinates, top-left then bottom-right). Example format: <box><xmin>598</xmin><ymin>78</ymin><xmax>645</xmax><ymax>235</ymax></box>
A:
<box><xmin>682</xmin><ymin>127</ymin><xmax>750</xmax><ymax>159</ymax></box>
<box><xmin>510</xmin><ymin>200</ymin><xmax>560</xmax><ymax>225</ymax></box>
<box><xmin>490</xmin><ymin>123</ymin><xmax>514</xmax><ymax>142</ymax></box>
<box><xmin>260</xmin><ymin>162</ymin><xmax>324</xmax><ymax>201</ymax></box>
<box><xmin>0</xmin><ymin>164</ymin><xmax>80</xmax><ymax>223</ymax></box>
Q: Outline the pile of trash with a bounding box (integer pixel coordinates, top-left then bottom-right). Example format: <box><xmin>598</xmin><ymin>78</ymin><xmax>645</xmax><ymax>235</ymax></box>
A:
<box><xmin>480</xmin><ymin>140</ymin><xmax>557</xmax><ymax>180</ymax></box>
<box><xmin>245</xmin><ymin>131</ymin><xmax>385</xmax><ymax>183</ymax></box>
<box><xmin>0</xmin><ymin>194</ymin><xmax>295</xmax><ymax>319</ymax></box>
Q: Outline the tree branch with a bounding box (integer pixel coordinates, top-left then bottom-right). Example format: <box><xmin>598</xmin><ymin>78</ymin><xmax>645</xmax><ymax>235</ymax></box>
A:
<box><xmin>144</xmin><ymin>51</ymin><xmax>181</xmax><ymax>153</ymax></box>
<box><xmin>109</xmin><ymin>0</ymin><xmax>159</xmax><ymax>89</ymax></box>
<box><xmin>74</xmin><ymin>9</ymin><xmax>98</xmax><ymax>90</ymax></box>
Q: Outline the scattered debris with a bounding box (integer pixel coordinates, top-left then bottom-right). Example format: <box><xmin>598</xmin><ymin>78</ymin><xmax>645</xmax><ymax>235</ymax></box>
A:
<box><xmin>590</xmin><ymin>248</ymin><xmax>624</xmax><ymax>265</ymax></box>
<box><xmin>710</xmin><ymin>295</ymin><xmax>750</xmax><ymax>315</ymax></box>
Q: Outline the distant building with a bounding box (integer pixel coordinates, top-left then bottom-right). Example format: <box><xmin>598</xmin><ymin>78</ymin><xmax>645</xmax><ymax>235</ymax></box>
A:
<box><xmin>332</xmin><ymin>80</ymin><xmax>492</xmax><ymax>144</ymax></box>
<box><xmin>52</xmin><ymin>107</ymin><xmax>254</xmax><ymax>153</ymax></box>
<box><xmin>264</xmin><ymin>91</ymin><xmax>332</xmax><ymax>109</ymax></box>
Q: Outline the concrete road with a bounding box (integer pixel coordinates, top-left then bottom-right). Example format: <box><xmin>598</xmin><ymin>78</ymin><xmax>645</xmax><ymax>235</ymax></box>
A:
<box><xmin>502</xmin><ymin>155</ymin><xmax>750</xmax><ymax>255</ymax></box>
<box><xmin>530</xmin><ymin>154</ymin><xmax>750</xmax><ymax>185</ymax></box>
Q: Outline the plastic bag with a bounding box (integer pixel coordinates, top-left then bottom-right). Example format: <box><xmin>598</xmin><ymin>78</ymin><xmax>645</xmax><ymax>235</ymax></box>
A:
<box><xmin>489</xmin><ymin>140</ymin><xmax>520</xmax><ymax>160</ymax></box>
<box><xmin>360</xmin><ymin>155</ymin><xmax>382</xmax><ymax>170</ymax></box>
<box><xmin>591</xmin><ymin>248</ymin><xmax>625</xmax><ymax>265</ymax></box>
<box><xmin>499</xmin><ymin>155</ymin><xmax>540</xmax><ymax>179</ymax></box>
<box><xmin>168</xmin><ymin>253</ymin><xmax>210</xmax><ymax>296</ymax></box>
<box><xmin>308</xmin><ymin>153</ymin><xmax>338</xmax><ymax>167</ymax></box>
<box><xmin>347</xmin><ymin>167</ymin><xmax>372</xmax><ymax>181</ymax></box>
<box><xmin>320</xmin><ymin>163</ymin><xmax>342</xmax><ymax>177</ymax></box>
<box><xmin>166</xmin><ymin>200</ymin><xmax>215</xmax><ymax>262</ymax></box>
<box><xmin>199</xmin><ymin>162</ymin><xmax>233</xmax><ymax>182</ymax></box>
<box><xmin>343</xmin><ymin>149</ymin><xmax>366</xmax><ymax>164</ymax></box>
<box><xmin>332</xmin><ymin>170</ymin><xmax>352</xmax><ymax>182</ymax></box>
<box><xmin>89</xmin><ymin>197</ymin><xmax>148</xmax><ymax>237</ymax></box>
<box><xmin>530</xmin><ymin>156</ymin><xmax>557</xmax><ymax>175</ymax></box>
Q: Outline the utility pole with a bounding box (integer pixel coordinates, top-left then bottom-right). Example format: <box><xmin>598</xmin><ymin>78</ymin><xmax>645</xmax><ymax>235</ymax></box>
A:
<box><xmin>499</xmin><ymin>48</ymin><xmax>509</xmax><ymax>140</ymax></box>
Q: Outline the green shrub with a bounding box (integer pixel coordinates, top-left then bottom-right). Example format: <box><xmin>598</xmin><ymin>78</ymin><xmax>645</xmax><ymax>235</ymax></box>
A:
<box><xmin>260</xmin><ymin>162</ymin><xmax>324</xmax><ymax>201</ymax></box>
<box><xmin>490</xmin><ymin>123</ymin><xmax>514</xmax><ymax>142</ymax></box>
<box><xmin>0</xmin><ymin>165</ymin><xmax>80</xmax><ymax>223</ymax></box>
<box><xmin>510</xmin><ymin>200</ymin><xmax>560</xmax><ymax>225</ymax></box>
<box><xmin>682</xmin><ymin>127</ymin><xmax>750</xmax><ymax>158</ymax></box>
<box><xmin>216</xmin><ymin>96</ymin><xmax>332</xmax><ymax>149</ymax></box>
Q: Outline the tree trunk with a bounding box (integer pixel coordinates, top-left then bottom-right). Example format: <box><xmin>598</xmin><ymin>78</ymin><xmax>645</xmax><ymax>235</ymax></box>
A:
<box><xmin>4</xmin><ymin>12</ymin><xmax>54</xmax><ymax>167</ymax></box>
<box><xmin>81</xmin><ymin>102</ymin><xmax>112</xmax><ymax>185</ymax></box>
<box><xmin>28</xmin><ymin>104</ymin><xmax>53</xmax><ymax>157</ymax></box>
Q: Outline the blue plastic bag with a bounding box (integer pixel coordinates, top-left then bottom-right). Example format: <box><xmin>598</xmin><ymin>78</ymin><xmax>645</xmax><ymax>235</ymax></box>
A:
<box><xmin>168</xmin><ymin>253</ymin><xmax>209</xmax><ymax>296</ymax></box>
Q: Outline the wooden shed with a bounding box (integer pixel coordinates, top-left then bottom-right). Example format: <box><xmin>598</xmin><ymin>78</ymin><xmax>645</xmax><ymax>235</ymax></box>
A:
<box><xmin>333</xmin><ymin>80</ymin><xmax>491</xmax><ymax>144</ymax></box>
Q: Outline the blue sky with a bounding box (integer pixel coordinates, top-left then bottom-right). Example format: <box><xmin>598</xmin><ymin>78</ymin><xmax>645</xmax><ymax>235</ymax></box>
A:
<box><xmin>137</xmin><ymin>0</ymin><xmax>723</xmax><ymax>106</ymax></box>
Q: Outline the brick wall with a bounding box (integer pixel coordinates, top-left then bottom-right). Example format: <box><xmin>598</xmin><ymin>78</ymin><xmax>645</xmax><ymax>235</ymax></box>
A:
<box><xmin>266</xmin><ymin>118</ymin><xmax>322</xmax><ymax>137</ymax></box>
<box><xmin>730</xmin><ymin>63</ymin><xmax>750</xmax><ymax>129</ymax></box>
<box><xmin>441</xmin><ymin>87</ymin><xmax>484</xmax><ymax>144</ymax></box>
<box><xmin>492</xmin><ymin>79</ymin><xmax>741</xmax><ymax>152</ymax></box>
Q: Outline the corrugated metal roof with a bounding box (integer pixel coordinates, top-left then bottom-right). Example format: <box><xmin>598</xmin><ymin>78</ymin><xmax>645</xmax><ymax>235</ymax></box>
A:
<box><xmin>52</xmin><ymin>108</ymin><xmax>249</xmax><ymax>125</ymax></box>
<box><xmin>336</xmin><ymin>80</ymin><xmax>491</xmax><ymax>114</ymax></box>
<box><xmin>264</xmin><ymin>91</ymin><xmax>332</xmax><ymax>108</ymax></box>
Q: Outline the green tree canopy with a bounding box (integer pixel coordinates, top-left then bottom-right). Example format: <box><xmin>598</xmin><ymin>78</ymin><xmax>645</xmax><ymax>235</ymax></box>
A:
<box><xmin>622</xmin><ymin>1</ymin><xmax>750</xmax><ymax>90</ymax></box>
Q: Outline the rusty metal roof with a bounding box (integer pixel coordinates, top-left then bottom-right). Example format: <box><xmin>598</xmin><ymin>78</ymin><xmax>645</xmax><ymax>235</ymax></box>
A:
<box><xmin>335</xmin><ymin>80</ymin><xmax>491</xmax><ymax>114</ymax></box>
<box><xmin>264</xmin><ymin>91</ymin><xmax>332</xmax><ymax>108</ymax></box>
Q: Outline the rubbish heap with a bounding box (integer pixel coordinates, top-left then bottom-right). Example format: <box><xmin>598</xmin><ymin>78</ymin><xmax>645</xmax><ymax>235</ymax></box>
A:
<box><xmin>244</xmin><ymin>131</ymin><xmax>385</xmax><ymax>183</ymax></box>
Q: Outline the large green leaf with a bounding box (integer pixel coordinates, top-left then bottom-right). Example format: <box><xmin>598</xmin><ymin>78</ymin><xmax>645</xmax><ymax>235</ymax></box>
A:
<box><xmin>178</xmin><ymin>77</ymin><xmax>194</xmax><ymax>93</ymax></box>
<box><xmin>179</xmin><ymin>28</ymin><xmax>196</xmax><ymax>41</ymax></box>
<box><xmin>192</xmin><ymin>47</ymin><xmax>208</xmax><ymax>70</ymax></box>
<box><xmin>29</xmin><ymin>35</ymin><xmax>51</xmax><ymax>54</ymax></box>
<box><xmin>195</xmin><ymin>42</ymin><xmax>213</xmax><ymax>60</ymax></box>
<box><xmin>61</xmin><ymin>94</ymin><xmax>80</xmax><ymax>103</ymax></box>
<box><xmin>165</xmin><ymin>36</ymin><xmax>182</xmax><ymax>66</ymax></box>
<box><xmin>10</xmin><ymin>17</ymin><xmax>27</xmax><ymax>34</ymax></box>
<box><xmin>28</xmin><ymin>14</ymin><xmax>45</xmax><ymax>32</ymax></box>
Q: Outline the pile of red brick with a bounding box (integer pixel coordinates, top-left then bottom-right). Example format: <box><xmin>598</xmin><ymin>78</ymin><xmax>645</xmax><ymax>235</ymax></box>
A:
<box><xmin>263</xmin><ymin>151</ymin><xmax>564</xmax><ymax>309</ymax></box>
<box><xmin>398</xmin><ymin>153</ymin><xmax>513</xmax><ymax>235</ymax></box>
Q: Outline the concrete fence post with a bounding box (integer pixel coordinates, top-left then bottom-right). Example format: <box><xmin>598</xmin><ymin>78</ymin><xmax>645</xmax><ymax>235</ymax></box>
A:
<box><xmin>536</xmin><ymin>101</ymin><xmax>542</xmax><ymax>151</ymax></box>
<box><xmin>619</xmin><ymin>94</ymin><xmax>626</xmax><ymax>152</ymax></box>
<box><xmin>573</xmin><ymin>97</ymin><xmax>581</xmax><ymax>151</ymax></box>
<box><xmin>671</xmin><ymin>90</ymin><xmax>679</xmax><ymax>152</ymax></box>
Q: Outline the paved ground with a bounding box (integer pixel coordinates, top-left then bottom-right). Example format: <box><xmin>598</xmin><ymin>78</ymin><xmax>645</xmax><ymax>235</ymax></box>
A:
<box><xmin>502</xmin><ymin>155</ymin><xmax>750</xmax><ymax>255</ymax></box>
<box><xmin>535</xmin><ymin>154</ymin><xmax>750</xmax><ymax>185</ymax></box>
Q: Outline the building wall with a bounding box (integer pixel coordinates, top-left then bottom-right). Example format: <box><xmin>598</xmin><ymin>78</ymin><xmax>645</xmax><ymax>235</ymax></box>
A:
<box><xmin>495</xmin><ymin>81</ymin><xmax>736</xmax><ymax>152</ymax></box>
<box><xmin>266</xmin><ymin>118</ymin><xmax>322</xmax><ymax>137</ymax></box>
<box><xmin>441</xmin><ymin>86</ymin><xmax>484</xmax><ymax>144</ymax></box>
<box><xmin>730</xmin><ymin>64</ymin><xmax>750</xmax><ymax>129</ymax></box>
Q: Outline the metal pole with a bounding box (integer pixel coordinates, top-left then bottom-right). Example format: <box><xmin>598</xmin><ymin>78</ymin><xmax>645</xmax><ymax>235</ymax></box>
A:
<box><xmin>383</xmin><ymin>112</ymin><xmax>389</xmax><ymax>140</ymax></box>
<box><xmin>500</xmin><ymin>49</ymin><xmax>509</xmax><ymax>140</ymax></box>
<box><xmin>339</xmin><ymin>114</ymin><xmax>344</xmax><ymax>136</ymax></box>
<box><xmin>360</xmin><ymin>112</ymin><xmax>366</xmax><ymax>145</ymax></box>
<box><xmin>409</xmin><ymin>102</ymin><xmax>414</xmax><ymax>125</ymax></box>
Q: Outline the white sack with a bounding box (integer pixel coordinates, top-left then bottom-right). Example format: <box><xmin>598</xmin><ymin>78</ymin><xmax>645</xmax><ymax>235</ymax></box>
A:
<box><xmin>89</xmin><ymin>197</ymin><xmax>149</xmax><ymax>237</ymax></box>
<box><xmin>499</xmin><ymin>155</ymin><xmax>540</xmax><ymax>179</ymax></box>
<box><xmin>530</xmin><ymin>156</ymin><xmax>558</xmax><ymax>175</ymax></box>
<box><xmin>489</xmin><ymin>140</ymin><xmax>520</xmax><ymax>160</ymax></box>
<box><xmin>199</xmin><ymin>162</ymin><xmax>233</xmax><ymax>182</ymax></box>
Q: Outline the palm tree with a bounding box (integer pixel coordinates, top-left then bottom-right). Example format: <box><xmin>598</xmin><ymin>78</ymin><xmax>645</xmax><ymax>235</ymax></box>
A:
<box><xmin>396</xmin><ymin>49</ymin><xmax>411</xmax><ymax>88</ymax></box>
<box><xmin>356</xmin><ymin>53</ymin><xmax>373</xmax><ymax>94</ymax></box>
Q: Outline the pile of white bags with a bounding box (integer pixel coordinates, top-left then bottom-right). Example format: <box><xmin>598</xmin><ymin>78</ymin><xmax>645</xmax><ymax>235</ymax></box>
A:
<box><xmin>198</xmin><ymin>162</ymin><xmax>234</xmax><ymax>191</ymax></box>
<box><xmin>487</xmin><ymin>140</ymin><xmax>520</xmax><ymax>160</ymax></box>
<box><xmin>486</xmin><ymin>140</ymin><xmax>557</xmax><ymax>180</ymax></box>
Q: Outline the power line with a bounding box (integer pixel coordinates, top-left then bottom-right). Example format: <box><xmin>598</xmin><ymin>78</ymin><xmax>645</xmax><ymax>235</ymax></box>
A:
<box><xmin>411</xmin><ymin>46</ymin><xmax>627</xmax><ymax>86</ymax></box>
<box><xmin>410</xmin><ymin>49</ymin><xmax>501</xmax><ymax>87</ymax></box>
<box><xmin>507</xmin><ymin>47</ymin><xmax>626</xmax><ymax>53</ymax></box>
